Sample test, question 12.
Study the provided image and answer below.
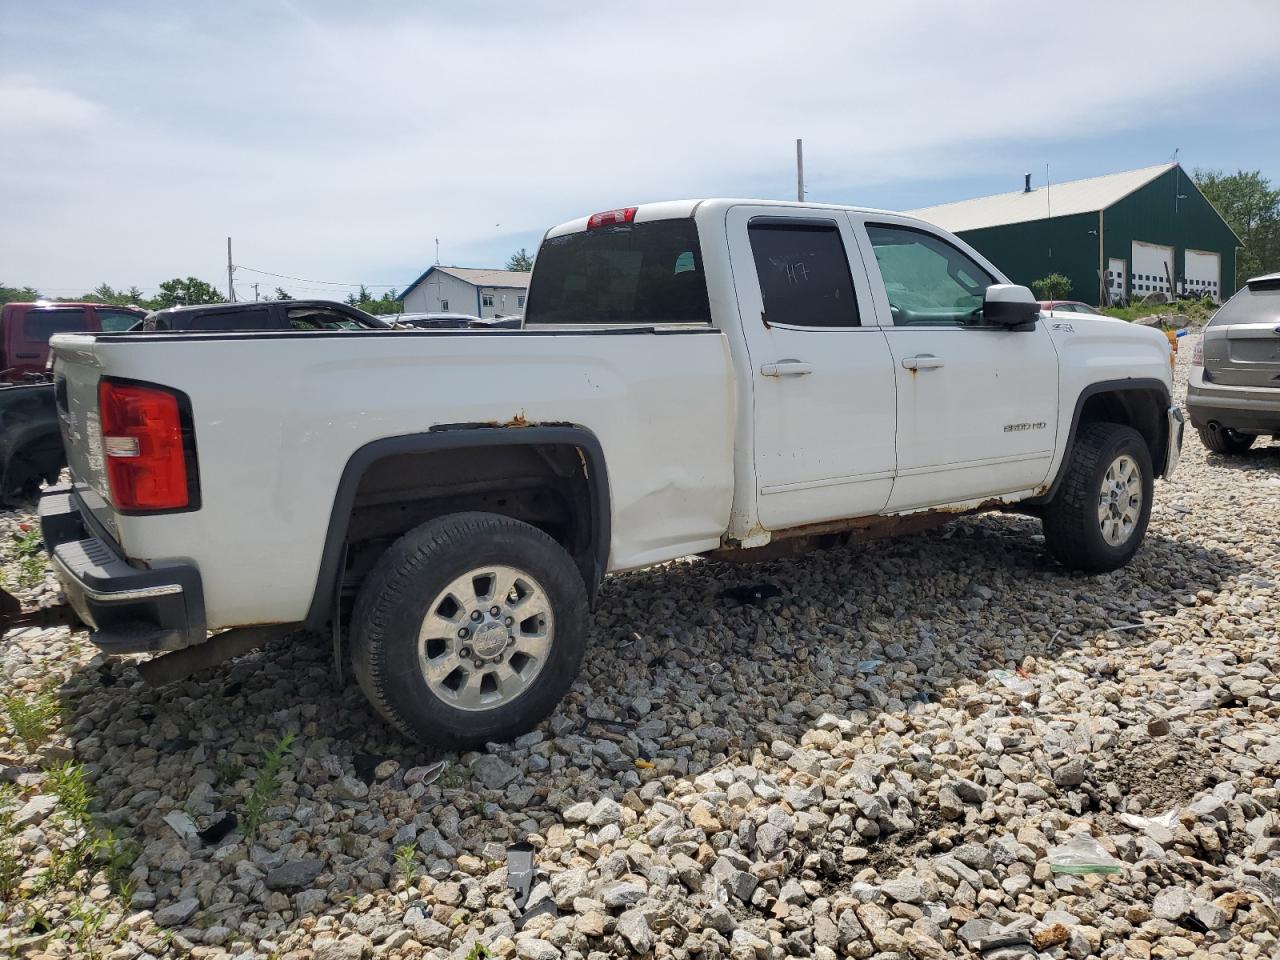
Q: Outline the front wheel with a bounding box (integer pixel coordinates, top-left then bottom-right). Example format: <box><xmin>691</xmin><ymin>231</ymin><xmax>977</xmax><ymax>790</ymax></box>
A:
<box><xmin>1041</xmin><ymin>422</ymin><xmax>1153</xmax><ymax>573</ymax></box>
<box><xmin>1197</xmin><ymin>423</ymin><xmax>1255</xmax><ymax>455</ymax></box>
<box><xmin>350</xmin><ymin>512</ymin><xmax>588</xmax><ymax>749</ymax></box>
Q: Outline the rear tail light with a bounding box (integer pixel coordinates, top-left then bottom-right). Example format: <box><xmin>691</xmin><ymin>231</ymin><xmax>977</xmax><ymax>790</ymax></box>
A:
<box><xmin>98</xmin><ymin>378</ymin><xmax>198</xmax><ymax>512</ymax></box>
<box><xmin>586</xmin><ymin>207</ymin><xmax>637</xmax><ymax>230</ymax></box>
<box><xmin>1191</xmin><ymin>334</ymin><xmax>1204</xmax><ymax>366</ymax></box>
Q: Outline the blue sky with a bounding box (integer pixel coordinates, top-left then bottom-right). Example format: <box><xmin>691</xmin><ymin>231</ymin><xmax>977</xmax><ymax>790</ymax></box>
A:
<box><xmin>3</xmin><ymin>0</ymin><xmax>1278</xmax><ymax>299</ymax></box>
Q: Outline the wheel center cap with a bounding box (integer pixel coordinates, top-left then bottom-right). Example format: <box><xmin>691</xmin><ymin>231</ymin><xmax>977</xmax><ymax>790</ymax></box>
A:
<box><xmin>471</xmin><ymin>621</ymin><xmax>508</xmax><ymax>659</ymax></box>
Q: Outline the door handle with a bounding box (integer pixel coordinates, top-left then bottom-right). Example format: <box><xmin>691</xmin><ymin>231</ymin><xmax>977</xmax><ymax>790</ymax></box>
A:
<box><xmin>760</xmin><ymin>360</ymin><xmax>814</xmax><ymax>378</ymax></box>
<box><xmin>901</xmin><ymin>354</ymin><xmax>944</xmax><ymax>371</ymax></box>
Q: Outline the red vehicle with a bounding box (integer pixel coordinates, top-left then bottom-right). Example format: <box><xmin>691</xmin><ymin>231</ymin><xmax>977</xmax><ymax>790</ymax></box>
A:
<box><xmin>0</xmin><ymin>302</ymin><xmax>147</xmax><ymax>383</ymax></box>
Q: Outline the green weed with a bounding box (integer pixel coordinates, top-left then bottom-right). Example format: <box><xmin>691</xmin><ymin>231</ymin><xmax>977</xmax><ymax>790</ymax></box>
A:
<box><xmin>242</xmin><ymin>732</ymin><xmax>296</xmax><ymax>836</ymax></box>
<box><xmin>465</xmin><ymin>943</ymin><xmax>491</xmax><ymax>960</ymax></box>
<box><xmin>36</xmin><ymin>763</ymin><xmax>138</xmax><ymax>895</ymax></box>
<box><xmin>8</xmin><ymin>528</ymin><xmax>47</xmax><ymax>590</ymax></box>
<box><xmin>436</xmin><ymin>765</ymin><xmax>471</xmax><ymax>790</ymax></box>
<box><xmin>3</xmin><ymin>683</ymin><xmax>61</xmax><ymax>748</ymax></box>
<box><xmin>0</xmin><ymin>783</ymin><xmax>21</xmax><ymax>900</ymax></box>
<box><xmin>48</xmin><ymin>760</ymin><xmax>89</xmax><ymax>822</ymax></box>
<box><xmin>66</xmin><ymin>901</ymin><xmax>109</xmax><ymax>960</ymax></box>
<box><xmin>215</xmin><ymin>755</ymin><xmax>244</xmax><ymax>786</ymax></box>
<box><xmin>394</xmin><ymin>843</ymin><xmax>418</xmax><ymax>887</ymax></box>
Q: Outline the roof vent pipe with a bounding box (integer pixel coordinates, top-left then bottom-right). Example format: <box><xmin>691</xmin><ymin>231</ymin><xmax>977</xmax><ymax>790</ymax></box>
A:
<box><xmin>1024</xmin><ymin>173</ymin><xmax>1032</xmax><ymax>193</ymax></box>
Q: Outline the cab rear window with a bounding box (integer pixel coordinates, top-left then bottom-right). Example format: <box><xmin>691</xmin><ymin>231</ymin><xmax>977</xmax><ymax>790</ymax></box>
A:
<box><xmin>525</xmin><ymin>219</ymin><xmax>711</xmax><ymax>325</ymax></box>
<box><xmin>24</xmin><ymin>308</ymin><xmax>89</xmax><ymax>341</ymax></box>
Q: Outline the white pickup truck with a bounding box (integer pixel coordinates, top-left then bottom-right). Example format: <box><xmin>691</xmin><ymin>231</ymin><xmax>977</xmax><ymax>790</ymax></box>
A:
<box><xmin>42</xmin><ymin>199</ymin><xmax>1183</xmax><ymax>747</ymax></box>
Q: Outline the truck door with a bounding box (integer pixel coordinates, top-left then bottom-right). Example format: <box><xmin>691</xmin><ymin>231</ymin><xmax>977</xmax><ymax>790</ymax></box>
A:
<box><xmin>853</xmin><ymin>217</ymin><xmax>1059</xmax><ymax>511</ymax></box>
<box><xmin>727</xmin><ymin>206</ymin><xmax>897</xmax><ymax>531</ymax></box>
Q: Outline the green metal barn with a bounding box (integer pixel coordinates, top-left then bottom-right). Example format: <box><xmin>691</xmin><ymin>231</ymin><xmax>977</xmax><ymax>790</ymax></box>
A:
<box><xmin>909</xmin><ymin>163</ymin><xmax>1240</xmax><ymax>307</ymax></box>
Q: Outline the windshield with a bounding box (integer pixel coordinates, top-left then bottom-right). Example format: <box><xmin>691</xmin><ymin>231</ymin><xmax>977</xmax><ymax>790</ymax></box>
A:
<box><xmin>524</xmin><ymin>219</ymin><xmax>711</xmax><ymax>325</ymax></box>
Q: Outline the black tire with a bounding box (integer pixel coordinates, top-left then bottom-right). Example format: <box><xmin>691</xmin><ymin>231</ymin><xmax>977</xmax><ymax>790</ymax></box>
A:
<box><xmin>350</xmin><ymin>512</ymin><xmax>588</xmax><ymax>749</ymax></box>
<box><xmin>1197</xmin><ymin>423</ymin><xmax>1255</xmax><ymax>455</ymax></box>
<box><xmin>1042</xmin><ymin>422</ymin><xmax>1153</xmax><ymax>573</ymax></box>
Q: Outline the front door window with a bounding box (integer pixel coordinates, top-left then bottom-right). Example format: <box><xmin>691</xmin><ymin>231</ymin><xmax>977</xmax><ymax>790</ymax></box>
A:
<box><xmin>865</xmin><ymin>225</ymin><xmax>993</xmax><ymax>326</ymax></box>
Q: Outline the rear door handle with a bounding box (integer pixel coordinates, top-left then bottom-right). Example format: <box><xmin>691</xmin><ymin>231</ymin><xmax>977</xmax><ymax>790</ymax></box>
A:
<box><xmin>760</xmin><ymin>360</ymin><xmax>814</xmax><ymax>378</ymax></box>
<box><xmin>901</xmin><ymin>354</ymin><xmax>944</xmax><ymax>371</ymax></box>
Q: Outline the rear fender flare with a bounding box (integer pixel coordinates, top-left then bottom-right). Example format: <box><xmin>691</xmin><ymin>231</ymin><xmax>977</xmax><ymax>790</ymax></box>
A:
<box><xmin>303</xmin><ymin>424</ymin><xmax>611</xmax><ymax>630</ymax></box>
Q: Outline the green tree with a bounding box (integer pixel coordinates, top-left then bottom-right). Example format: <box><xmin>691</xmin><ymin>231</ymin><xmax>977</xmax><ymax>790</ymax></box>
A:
<box><xmin>272</xmin><ymin>287</ymin><xmax>292</xmax><ymax>300</ymax></box>
<box><xmin>1195</xmin><ymin>168</ymin><xmax>1280</xmax><ymax>287</ymax></box>
<box><xmin>1032</xmin><ymin>273</ymin><xmax>1072</xmax><ymax>300</ymax></box>
<box><xmin>358</xmin><ymin>289</ymin><xmax>403</xmax><ymax>315</ymax></box>
<box><xmin>506</xmin><ymin>249</ymin><xmax>533</xmax><ymax>272</ymax></box>
<box><xmin>82</xmin><ymin>283</ymin><xmax>151</xmax><ymax>307</ymax></box>
<box><xmin>0</xmin><ymin>282</ymin><xmax>42</xmax><ymax>306</ymax></box>
<box><xmin>153</xmin><ymin>277</ymin><xmax>226</xmax><ymax>308</ymax></box>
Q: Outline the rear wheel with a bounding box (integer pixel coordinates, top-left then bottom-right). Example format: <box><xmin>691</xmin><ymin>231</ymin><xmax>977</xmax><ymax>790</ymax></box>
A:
<box><xmin>1042</xmin><ymin>422</ymin><xmax>1153</xmax><ymax>573</ymax></box>
<box><xmin>351</xmin><ymin>512</ymin><xmax>588</xmax><ymax>748</ymax></box>
<box><xmin>1197</xmin><ymin>423</ymin><xmax>1255</xmax><ymax>455</ymax></box>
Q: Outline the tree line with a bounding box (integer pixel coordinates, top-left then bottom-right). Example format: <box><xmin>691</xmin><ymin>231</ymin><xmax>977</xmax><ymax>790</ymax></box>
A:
<box><xmin>1194</xmin><ymin>169</ymin><xmax>1280</xmax><ymax>285</ymax></box>
<box><xmin>2</xmin><ymin>249</ymin><xmax>538</xmax><ymax>315</ymax></box>
<box><xmin>0</xmin><ymin>277</ymin><xmax>405</xmax><ymax>315</ymax></box>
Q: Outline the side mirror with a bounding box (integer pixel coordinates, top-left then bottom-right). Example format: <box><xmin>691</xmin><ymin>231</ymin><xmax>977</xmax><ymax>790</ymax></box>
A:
<box><xmin>983</xmin><ymin>284</ymin><xmax>1040</xmax><ymax>329</ymax></box>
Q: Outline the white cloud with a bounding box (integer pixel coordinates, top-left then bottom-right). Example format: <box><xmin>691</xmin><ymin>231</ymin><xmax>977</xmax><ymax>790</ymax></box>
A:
<box><xmin>0</xmin><ymin>75</ymin><xmax>104</xmax><ymax>130</ymax></box>
<box><xmin>1</xmin><ymin>0</ymin><xmax>1277</xmax><ymax>294</ymax></box>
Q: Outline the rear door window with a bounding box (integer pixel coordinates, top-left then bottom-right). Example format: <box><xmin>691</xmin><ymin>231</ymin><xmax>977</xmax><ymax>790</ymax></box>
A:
<box><xmin>182</xmin><ymin>307</ymin><xmax>273</xmax><ymax>331</ymax></box>
<box><xmin>286</xmin><ymin>306</ymin><xmax>366</xmax><ymax>330</ymax></box>
<box><xmin>747</xmin><ymin>219</ymin><xmax>860</xmax><ymax>328</ymax></box>
<box><xmin>96</xmin><ymin>309</ymin><xmax>143</xmax><ymax>332</ymax></box>
<box><xmin>525</xmin><ymin>219</ymin><xmax>711</xmax><ymax>325</ymax></box>
<box><xmin>24</xmin><ymin>308</ymin><xmax>89</xmax><ymax>341</ymax></box>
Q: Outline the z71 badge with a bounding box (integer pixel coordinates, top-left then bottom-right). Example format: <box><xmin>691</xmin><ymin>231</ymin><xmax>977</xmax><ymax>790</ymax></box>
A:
<box><xmin>1004</xmin><ymin>421</ymin><xmax>1047</xmax><ymax>433</ymax></box>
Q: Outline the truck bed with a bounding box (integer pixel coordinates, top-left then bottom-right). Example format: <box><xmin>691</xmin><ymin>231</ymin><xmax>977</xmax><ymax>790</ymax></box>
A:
<box><xmin>52</xmin><ymin>327</ymin><xmax>736</xmax><ymax>631</ymax></box>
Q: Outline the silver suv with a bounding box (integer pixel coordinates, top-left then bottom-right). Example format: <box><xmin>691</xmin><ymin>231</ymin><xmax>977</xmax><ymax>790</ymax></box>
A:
<box><xmin>1187</xmin><ymin>273</ymin><xmax>1280</xmax><ymax>454</ymax></box>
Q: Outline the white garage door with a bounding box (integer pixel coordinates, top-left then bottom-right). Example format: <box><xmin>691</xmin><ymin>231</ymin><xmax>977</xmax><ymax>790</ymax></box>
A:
<box><xmin>1131</xmin><ymin>241</ymin><xmax>1174</xmax><ymax>297</ymax></box>
<box><xmin>1185</xmin><ymin>249</ymin><xmax>1220</xmax><ymax>301</ymax></box>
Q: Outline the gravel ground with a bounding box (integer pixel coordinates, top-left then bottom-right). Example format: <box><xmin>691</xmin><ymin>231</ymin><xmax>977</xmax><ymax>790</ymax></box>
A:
<box><xmin>0</xmin><ymin>344</ymin><xmax>1277</xmax><ymax>960</ymax></box>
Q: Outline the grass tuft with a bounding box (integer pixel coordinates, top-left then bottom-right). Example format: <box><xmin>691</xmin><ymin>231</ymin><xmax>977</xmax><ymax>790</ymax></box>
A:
<box><xmin>3</xmin><ymin>682</ymin><xmax>61</xmax><ymax>748</ymax></box>
<box><xmin>7</xmin><ymin>527</ymin><xmax>47</xmax><ymax>590</ymax></box>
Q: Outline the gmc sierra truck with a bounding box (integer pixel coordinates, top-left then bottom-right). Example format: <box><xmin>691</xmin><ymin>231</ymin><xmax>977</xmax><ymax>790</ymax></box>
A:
<box><xmin>41</xmin><ymin>199</ymin><xmax>1183</xmax><ymax>747</ymax></box>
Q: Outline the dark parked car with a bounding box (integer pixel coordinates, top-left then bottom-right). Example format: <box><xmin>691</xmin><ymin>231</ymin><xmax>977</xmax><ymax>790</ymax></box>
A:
<box><xmin>137</xmin><ymin>300</ymin><xmax>388</xmax><ymax>332</ymax></box>
<box><xmin>0</xmin><ymin>302</ymin><xmax>147</xmax><ymax>383</ymax></box>
<box><xmin>1187</xmin><ymin>273</ymin><xmax>1280</xmax><ymax>454</ymax></box>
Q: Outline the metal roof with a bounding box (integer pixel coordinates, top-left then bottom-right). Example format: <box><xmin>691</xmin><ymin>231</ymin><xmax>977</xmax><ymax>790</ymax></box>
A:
<box><xmin>400</xmin><ymin>265</ymin><xmax>531</xmax><ymax>301</ymax></box>
<box><xmin>908</xmin><ymin>163</ymin><xmax>1176</xmax><ymax>233</ymax></box>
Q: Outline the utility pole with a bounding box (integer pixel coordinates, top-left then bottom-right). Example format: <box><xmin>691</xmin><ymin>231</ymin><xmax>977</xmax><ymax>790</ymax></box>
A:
<box><xmin>796</xmin><ymin>139</ymin><xmax>805</xmax><ymax>202</ymax></box>
<box><xmin>435</xmin><ymin>238</ymin><xmax>440</xmax><ymax>265</ymax></box>
<box><xmin>226</xmin><ymin>237</ymin><xmax>236</xmax><ymax>302</ymax></box>
<box><xmin>252</xmin><ymin>282</ymin><xmax>260</xmax><ymax>301</ymax></box>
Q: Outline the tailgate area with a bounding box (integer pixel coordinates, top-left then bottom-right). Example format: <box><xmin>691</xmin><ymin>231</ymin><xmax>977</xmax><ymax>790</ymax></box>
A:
<box><xmin>39</xmin><ymin>485</ymin><xmax>206</xmax><ymax>653</ymax></box>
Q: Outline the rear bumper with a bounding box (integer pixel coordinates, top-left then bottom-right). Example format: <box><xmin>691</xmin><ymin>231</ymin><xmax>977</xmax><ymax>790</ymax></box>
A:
<box><xmin>39</xmin><ymin>486</ymin><xmax>205</xmax><ymax>653</ymax></box>
<box><xmin>1186</xmin><ymin>371</ymin><xmax>1280</xmax><ymax>433</ymax></box>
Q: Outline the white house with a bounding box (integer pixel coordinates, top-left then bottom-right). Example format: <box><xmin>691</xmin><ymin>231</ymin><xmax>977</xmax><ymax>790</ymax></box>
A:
<box><xmin>399</xmin><ymin>266</ymin><xmax>532</xmax><ymax>318</ymax></box>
